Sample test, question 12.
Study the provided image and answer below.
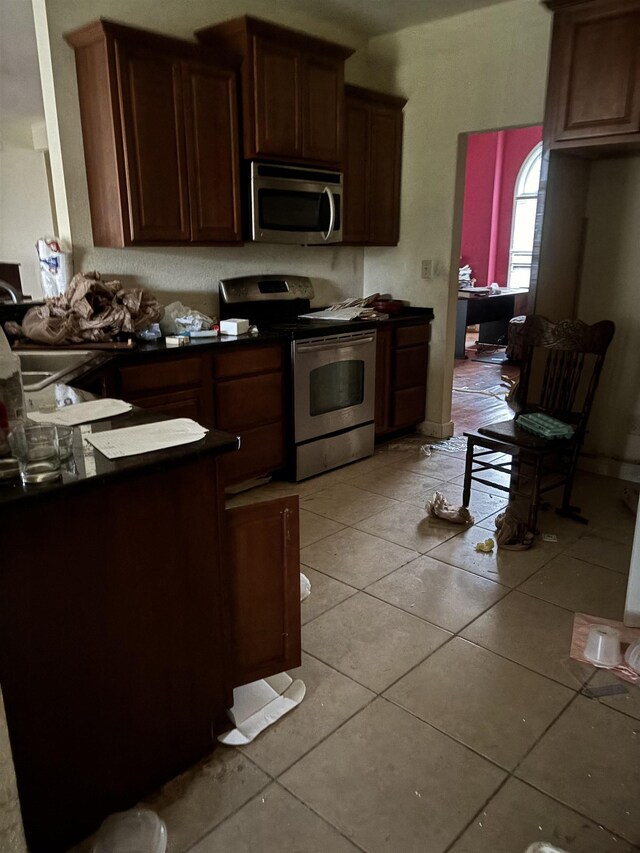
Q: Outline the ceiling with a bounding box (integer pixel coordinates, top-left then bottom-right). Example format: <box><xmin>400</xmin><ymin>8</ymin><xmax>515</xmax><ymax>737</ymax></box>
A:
<box><xmin>0</xmin><ymin>0</ymin><xmax>512</xmax><ymax>127</ymax></box>
<box><xmin>293</xmin><ymin>0</ymin><xmax>512</xmax><ymax>37</ymax></box>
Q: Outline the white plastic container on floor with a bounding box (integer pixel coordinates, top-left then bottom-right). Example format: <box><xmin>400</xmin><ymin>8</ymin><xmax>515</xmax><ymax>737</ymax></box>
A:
<box><xmin>525</xmin><ymin>844</ymin><xmax>569</xmax><ymax>853</ymax></box>
<box><xmin>92</xmin><ymin>809</ymin><xmax>167</xmax><ymax>853</ymax></box>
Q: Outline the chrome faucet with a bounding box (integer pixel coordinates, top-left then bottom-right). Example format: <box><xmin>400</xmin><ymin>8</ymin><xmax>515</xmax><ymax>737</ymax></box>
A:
<box><xmin>0</xmin><ymin>280</ymin><xmax>21</xmax><ymax>304</ymax></box>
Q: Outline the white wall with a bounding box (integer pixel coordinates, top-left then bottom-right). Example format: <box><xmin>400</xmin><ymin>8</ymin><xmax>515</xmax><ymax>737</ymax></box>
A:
<box><xmin>578</xmin><ymin>157</ymin><xmax>640</xmax><ymax>466</ymax></box>
<box><xmin>356</xmin><ymin>0</ymin><xmax>552</xmax><ymax>434</ymax></box>
<box><xmin>0</xmin><ymin>128</ymin><xmax>55</xmax><ymax>299</ymax></box>
<box><xmin>35</xmin><ymin>0</ymin><xmax>371</xmax><ymax>317</ymax></box>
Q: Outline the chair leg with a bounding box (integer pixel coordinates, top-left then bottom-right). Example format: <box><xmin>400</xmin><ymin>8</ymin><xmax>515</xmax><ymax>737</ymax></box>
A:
<box><xmin>462</xmin><ymin>439</ymin><xmax>474</xmax><ymax>508</ymax></box>
<box><xmin>556</xmin><ymin>446</ymin><xmax>588</xmax><ymax>524</ymax></box>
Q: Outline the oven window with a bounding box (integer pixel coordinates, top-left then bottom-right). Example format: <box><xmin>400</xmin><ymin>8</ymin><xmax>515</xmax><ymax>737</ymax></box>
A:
<box><xmin>309</xmin><ymin>360</ymin><xmax>365</xmax><ymax>416</ymax></box>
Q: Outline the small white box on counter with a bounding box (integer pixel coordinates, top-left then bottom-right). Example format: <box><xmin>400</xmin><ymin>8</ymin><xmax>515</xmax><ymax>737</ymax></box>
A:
<box><xmin>220</xmin><ymin>318</ymin><xmax>250</xmax><ymax>336</ymax></box>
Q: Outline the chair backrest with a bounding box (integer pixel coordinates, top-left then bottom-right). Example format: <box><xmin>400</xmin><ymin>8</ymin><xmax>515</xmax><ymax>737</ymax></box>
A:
<box><xmin>518</xmin><ymin>315</ymin><xmax>615</xmax><ymax>437</ymax></box>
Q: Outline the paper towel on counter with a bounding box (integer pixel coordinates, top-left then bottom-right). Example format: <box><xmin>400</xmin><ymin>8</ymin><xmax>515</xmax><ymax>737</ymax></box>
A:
<box><xmin>85</xmin><ymin>417</ymin><xmax>208</xmax><ymax>459</ymax></box>
<box><xmin>28</xmin><ymin>398</ymin><xmax>133</xmax><ymax>426</ymax></box>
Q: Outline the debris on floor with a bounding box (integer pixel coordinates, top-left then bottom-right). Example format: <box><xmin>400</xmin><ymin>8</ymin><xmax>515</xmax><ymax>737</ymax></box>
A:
<box><xmin>425</xmin><ymin>491</ymin><xmax>474</xmax><ymax>525</ymax></box>
<box><xmin>300</xmin><ymin>572</ymin><xmax>311</xmax><ymax>601</ymax></box>
<box><xmin>474</xmin><ymin>537</ymin><xmax>495</xmax><ymax>553</ymax></box>
<box><xmin>218</xmin><ymin>673</ymin><xmax>305</xmax><ymax>746</ymax></box>
<box><xmin>92</xmin><ymin>808</ymin><xmax>167</xmax><ymax>853</ymax></box>
<box><xmin>382</xmin><ymin>435</ymin><xmax>468</xmax><ymax>455</ymax></box>
<box><xmin>495</xmin><ymin>505</ymin><xmax>535</xmax><ymax>550</ymax></box>
<box><xmin>570</xmin><ymin>613</ymin><xmax>640</xmax><ymax>684</ymax></box>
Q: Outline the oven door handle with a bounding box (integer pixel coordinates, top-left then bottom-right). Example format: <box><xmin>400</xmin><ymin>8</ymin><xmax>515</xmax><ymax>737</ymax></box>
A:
<box><xmin>296</xmin><ymin>335</ymin><xmax>375</xmax><ymax>354</ymax></box>
<box><xmin>321</xmin><ymin>187</ymin><xmax>336</xmax><ymax>242</ymax></box>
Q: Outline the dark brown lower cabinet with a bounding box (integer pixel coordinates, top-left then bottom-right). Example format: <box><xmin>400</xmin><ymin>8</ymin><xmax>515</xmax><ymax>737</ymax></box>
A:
<box><xmin>1</xmin><ymin>452</ymin><xmax>301</xmax><ymax>852</ymax></box>
<box><xmin>108</xmin><ymin>343</ymin><xmax>287</xmax><ymax>485</ymax></box>
<box><xmin>226</xmin><ymin>496</ymin><xmax>301</xmax><ymax>686</ymax></box>
<box><xmin>375</xmin><ymin>321</ymin><xmax>430</xmax><ymax>438</ymax></box>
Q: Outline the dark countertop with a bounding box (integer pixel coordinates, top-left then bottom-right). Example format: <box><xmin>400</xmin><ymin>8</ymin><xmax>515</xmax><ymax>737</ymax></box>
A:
<box><xmin>1</xmin><ymin>382</ymin><xmax>238</xmax><ymax>507</ymax></box>
<box><xmin>111</xmin><ymin>308</ymin><xmax>435</xmax><ymax>358</ymax></box>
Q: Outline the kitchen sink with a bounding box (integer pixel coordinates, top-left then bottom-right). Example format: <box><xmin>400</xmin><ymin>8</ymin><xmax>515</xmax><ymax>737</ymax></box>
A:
<box><xmin>18</xmin><ymin>350</ymin><xmax>100</xmax><ymax>391</ymax></box>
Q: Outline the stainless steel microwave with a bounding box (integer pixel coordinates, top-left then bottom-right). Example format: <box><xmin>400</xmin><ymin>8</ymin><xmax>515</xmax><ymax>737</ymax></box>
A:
<box><xmin>249</xmin><ymin>162</ymin><xmax>342</xmax><ymax>245</ymax></box>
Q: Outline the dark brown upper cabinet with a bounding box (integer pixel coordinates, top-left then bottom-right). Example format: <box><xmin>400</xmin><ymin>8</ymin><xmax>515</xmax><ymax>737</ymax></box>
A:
<box><xmin>544</xmin><ymin>0</ymin><xmax>640</xmax><ymax>151</ymax></box>
<box><xmin>196</xmin><ymin>16</ymin><xmax>353</xmax><ymax>167</ymax></box>
<box><xmin>65</xmin><ymin>20</ymin><xmax>242</xmax><ymax>247</ymax></box>
<box><xmin>343</xmin><ymin>85</ymin><xmax>406</xmax><ymax>245</ymax></box>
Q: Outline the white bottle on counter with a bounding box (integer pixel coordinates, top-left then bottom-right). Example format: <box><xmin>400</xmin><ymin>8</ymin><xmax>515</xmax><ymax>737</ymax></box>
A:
<box><xmin>0</xmin><ymin>329</ymin><xmax>24</xmax><ymax>454</ymax></box>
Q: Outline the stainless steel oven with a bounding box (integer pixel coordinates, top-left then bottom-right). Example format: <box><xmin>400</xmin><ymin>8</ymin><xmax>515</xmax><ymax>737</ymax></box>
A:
<box><xmin>293</xmin><ymin>330</ymin><xmax>376</xmax><ymax>479</ymax></box>
<box><xmin>218</xmin><ymin>274</ymin><xmax>377</xmax><ymax>481</ymax></box>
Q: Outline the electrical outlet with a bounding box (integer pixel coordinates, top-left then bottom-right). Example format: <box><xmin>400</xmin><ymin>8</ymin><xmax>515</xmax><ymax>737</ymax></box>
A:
<box><xmin>421</xmin><ymin>260</ymin><xmax>434</xmax><ymax>280</ymax></box>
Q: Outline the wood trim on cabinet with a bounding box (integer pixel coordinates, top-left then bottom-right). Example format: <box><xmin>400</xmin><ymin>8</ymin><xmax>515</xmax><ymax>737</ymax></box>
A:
<box><xmin>196</xmin><ymin>16</ymin><xmax>353</xmax><ymax>61</ymax></box>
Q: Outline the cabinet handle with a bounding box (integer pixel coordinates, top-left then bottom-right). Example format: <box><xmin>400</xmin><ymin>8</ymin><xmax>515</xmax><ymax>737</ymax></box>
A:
<box><xmin>321</xmin><ymin>187</ymin><xmax>336</xmax><ymax>242</ymax></box>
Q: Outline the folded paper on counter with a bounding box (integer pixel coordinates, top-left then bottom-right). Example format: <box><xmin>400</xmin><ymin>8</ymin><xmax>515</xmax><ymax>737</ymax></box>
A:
<box><xmin>218</xmin><ymin>672</ymin><xmax>305</xmax><ymax>746</ymax></box>
<box><xmin>85</xmin><ymin>418</ymin><xmax>208</xmax><ymax>459</ymax></box>
<box><xmin>28</xmin><ymin>398</ymin><xmax>133</xmax><ymax>426</ymax></box>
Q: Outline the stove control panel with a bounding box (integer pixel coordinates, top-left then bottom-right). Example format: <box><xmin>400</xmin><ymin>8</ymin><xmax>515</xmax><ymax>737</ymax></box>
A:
<box><xmin>219</xmin><ymin>274</ymin><xmax>314</xmax><ymax>304</ymax></box>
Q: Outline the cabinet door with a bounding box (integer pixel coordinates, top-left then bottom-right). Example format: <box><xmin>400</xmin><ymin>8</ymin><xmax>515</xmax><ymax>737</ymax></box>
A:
<box><xmin>252</xmin><ymin>36</ymin><xmax>302</xmax><ymax>158</ymax></box>
<box><xmin>369</xmin><ymin>106</ymin><xmax>403</xmax><ymax>245</ymax></box>
<box><xmin>226</xmin><ymin>496</ymin><xmax>301</xmax><ymax>687</ymax></box>
<box><xmin>116</xmin><ymin>43</ymin><xmax>191</xmax><ymax>242</ymax></box>
<box><xmin>343</xmin><ymin>98</ymin><xmax>370</xmax><ymax>243</ymax></box>
<box><xmin>546</xmin><ymin>0</ymin><xmax>640</xmax><ymax>145</ymax></box>
<box><xmin>182</xmin><ymin>61</ymin><xmax>242</xmax><ymax>243</ymax></box>
<box><xmin>302</xmin><ymin>56</ymin><xmax>343</xmax><ymax>165</ymax></box>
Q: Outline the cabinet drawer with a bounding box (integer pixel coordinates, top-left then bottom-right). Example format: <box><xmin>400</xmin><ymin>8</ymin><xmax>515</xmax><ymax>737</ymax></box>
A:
<box><xmin>392</xmin><ymin>386</ymin><xmax>426</xmax><ymax>429</ymax></box>
<box><xmin>119</xmin><ymin>357</ymin><xmax>204</xmax><ymax>396</ymax></box>
<box><xmin>215</xmin><ymin>372</ymin><xmax>283</xmax><ymax>430</ymax></box>
<box><xmin>222</xmin><ymin>421</ymin><xmax>285</xmax><ymax>484</ymax></box>
<box><xmin>127</xmin><ymin>389</ymin><xmax>205</xmax><ymax>424</ymax></box>
<box><xmin>212</xmin><ymin>344</ymin><xmax>283</xmax><ymax>379</ymax></box>
<box><xmin>393</xmin><ymin>344</ymin><xmax>428</xmax><ymax>390</ymax></box>
<box><xmin>395</xmin><ymin>323</ymin><xmax>430</xmax><ymax>348</ymax></box>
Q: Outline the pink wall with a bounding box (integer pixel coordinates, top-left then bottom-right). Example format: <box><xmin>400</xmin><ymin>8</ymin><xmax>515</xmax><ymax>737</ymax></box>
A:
<box><xmin>460</xmin><ymin>125</ymin><xmax>542</xmax><ymax>287</ymax></box>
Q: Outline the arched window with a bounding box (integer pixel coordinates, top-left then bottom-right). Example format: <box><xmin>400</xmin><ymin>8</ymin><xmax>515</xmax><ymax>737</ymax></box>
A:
<box><xmin>508</xmin><ymin>142</ymin><xmax>543</xmax><ymax>289</ymax></box>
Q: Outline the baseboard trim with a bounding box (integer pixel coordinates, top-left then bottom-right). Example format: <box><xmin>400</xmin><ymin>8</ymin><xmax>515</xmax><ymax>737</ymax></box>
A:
<box><xmin>418</xmin><ymin>420</ymin><xmax>455</xmax><ymax>439</ymax></box>
<box><xmin>578</xmin><ymin>456</ymin><xmax>640</xmax><ymax>483</ymax></box>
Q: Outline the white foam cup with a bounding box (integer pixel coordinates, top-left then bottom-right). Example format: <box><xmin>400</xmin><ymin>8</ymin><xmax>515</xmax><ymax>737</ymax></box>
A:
<box><xmin>584</xmin><ymin>624</ymin><xmax>622</xmax><ymax>668</ymax></box>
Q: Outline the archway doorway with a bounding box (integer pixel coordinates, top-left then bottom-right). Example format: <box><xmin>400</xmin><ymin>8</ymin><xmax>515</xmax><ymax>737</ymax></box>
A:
<box><xmin>451</xmin><ymin>124</ymin><xmax>542</xmax><ymax>434</ymax></box>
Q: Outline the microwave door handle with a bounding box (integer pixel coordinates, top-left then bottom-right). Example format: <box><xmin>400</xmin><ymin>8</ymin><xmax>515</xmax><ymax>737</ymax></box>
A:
<box><xmin>321</xmin><ymin>187</ymin><xmax>336</xmax><ymax>241</ymax></box>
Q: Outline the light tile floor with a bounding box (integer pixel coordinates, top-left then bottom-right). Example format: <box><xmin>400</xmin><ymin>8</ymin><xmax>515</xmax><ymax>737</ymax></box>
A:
<box><xmin>74</xmin><ymin>444</ymin><xmax>640</xmax><ymax>853</ymax></box>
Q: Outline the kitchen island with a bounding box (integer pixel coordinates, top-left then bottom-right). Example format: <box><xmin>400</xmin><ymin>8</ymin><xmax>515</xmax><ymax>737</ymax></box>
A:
<box><xmin>0</xmin><ymin>386</ymin><xmax>300</xmax><ymax>851</ymax></box>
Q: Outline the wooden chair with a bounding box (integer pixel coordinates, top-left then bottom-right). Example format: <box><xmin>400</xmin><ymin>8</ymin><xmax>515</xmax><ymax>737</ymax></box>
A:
<box><xmin>462</xmin><ymin>315</ymin><xmax>615</xmax><ymax>533</ymax></box>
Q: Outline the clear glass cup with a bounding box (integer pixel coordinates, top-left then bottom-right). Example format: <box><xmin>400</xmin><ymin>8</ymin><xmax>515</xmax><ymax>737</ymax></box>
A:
<box><xmin>56</xmin><ymin>425</ymin><xmax>74</xmax><ymax>461</ymax></box>
<box><xmin>8</xmin><ymin>424</ymin><xmax>61</xmax><ymax>484</ymax></box>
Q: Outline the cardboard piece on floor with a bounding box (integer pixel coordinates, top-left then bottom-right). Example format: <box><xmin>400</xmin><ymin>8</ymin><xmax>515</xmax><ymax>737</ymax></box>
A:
<box><xmin>218</xmin><ymin>673</ymin><xmax>306</xmax><ymax>746</ymax></box>
<box><xmin>570</xmin><ymin>613</ymin><xmax>640</xmax><ymax>685</ymax></box>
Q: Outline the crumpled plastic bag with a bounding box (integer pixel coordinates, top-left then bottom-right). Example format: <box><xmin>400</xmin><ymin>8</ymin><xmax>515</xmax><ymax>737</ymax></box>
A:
<box><xmin>21</xmin><ymin>271</ymin><xmax>163</xmax><ymax>344</ymax></box>
<box><xmin>159</xmin><ymin>301</ymin><xmax>214</xmax><ymax>335</ymax></box>
<box><xmin>495</xmin><ymin>504</ymin><xmax>534</xmax><ymax>550</ymax></box>
<box><xmin>425</xmin><ymin>491</ymin><xmax>474</xmax><ymax>524</ymax></box>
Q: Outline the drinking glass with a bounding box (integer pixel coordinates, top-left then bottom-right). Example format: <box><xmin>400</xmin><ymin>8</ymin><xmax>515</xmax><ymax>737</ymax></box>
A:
<box><xmin>8</xmin><ymin>424</ymin><xmax>61</xmax><ymax>484</ymax></box>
